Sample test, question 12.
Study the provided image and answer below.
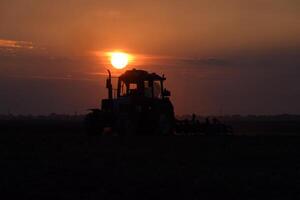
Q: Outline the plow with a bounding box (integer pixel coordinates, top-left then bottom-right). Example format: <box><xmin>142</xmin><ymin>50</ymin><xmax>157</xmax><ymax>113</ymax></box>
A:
<box><xmin>85</xmin><ymin>69</ymin><xmax>232</xmax><ymax>136</ymax></box>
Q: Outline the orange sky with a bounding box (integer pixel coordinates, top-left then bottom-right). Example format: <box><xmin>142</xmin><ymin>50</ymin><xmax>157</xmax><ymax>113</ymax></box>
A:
<box><xmin>1</xmin><ymin>0</ymin><xmax>300</xmax><ymax>114</ymax></box>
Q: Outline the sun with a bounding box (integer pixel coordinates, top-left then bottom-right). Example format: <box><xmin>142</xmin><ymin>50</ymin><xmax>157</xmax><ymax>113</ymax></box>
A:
<box><xmin>110</xmin><ymin>52</ymin><xmax>130</xmax><ymax>69</ymax></box>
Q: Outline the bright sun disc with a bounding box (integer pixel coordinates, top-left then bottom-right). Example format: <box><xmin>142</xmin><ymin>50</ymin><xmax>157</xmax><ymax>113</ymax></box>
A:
<box><xmin>110</xmin><ymin>52</ymin><xmax>129</xmax><ymax>69</ymax></box>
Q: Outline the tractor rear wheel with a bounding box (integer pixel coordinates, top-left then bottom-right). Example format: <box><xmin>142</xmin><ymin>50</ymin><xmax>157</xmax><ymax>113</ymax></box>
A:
<box><xmin>156</xmin><ymin>113</ymin><xmax>174</xmax><ymax>135</ymax></box>
<box><xmin>115</xmin><ymin>117</ymin><xmax>137</xmax><ymax>136</ymax></box>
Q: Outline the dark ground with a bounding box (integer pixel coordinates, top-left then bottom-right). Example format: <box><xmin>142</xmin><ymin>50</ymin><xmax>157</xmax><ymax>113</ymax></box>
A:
<box><xmin>1</xmin><ymin>119</ymin><xmax>300</xmax><ymax>199</ymax></box>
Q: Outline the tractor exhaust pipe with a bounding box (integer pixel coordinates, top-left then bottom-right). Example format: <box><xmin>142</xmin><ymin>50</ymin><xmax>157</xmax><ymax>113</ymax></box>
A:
<box><xmin>106</xmin><ymin>69</ymin><xmax>113</xmax><ymax>99</ymax></box>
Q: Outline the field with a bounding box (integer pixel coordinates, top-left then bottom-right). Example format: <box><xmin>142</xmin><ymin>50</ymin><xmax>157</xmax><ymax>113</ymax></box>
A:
<box><xmin>1</xmin><ymin>119</ymin><xmax>300</xmax><ymax>199</ymax></box>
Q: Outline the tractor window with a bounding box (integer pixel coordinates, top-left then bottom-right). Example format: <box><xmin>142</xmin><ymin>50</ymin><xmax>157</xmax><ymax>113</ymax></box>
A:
<box><xmin>120</xmin><ymin>81</ymin><xmax>127</xmax><ymax>96</ymax></box>
<box><xmin>129</xmin><ymin>83</ymin><xmax>137</xmax><ymax>90</ymax></box>
<box><xmin>144</xmin><ymin>81</ymin><xmax>152</xmax><ymax>98</ymax></box>
<box><xmin>153</xmin><ymin>80</ymin><xmax>162</xmax><ymax>98</ymax></box>
<box><xmin>128</xmin><ymin>83</ymin><xmax>138</xmax><ymax>95</ymax></box>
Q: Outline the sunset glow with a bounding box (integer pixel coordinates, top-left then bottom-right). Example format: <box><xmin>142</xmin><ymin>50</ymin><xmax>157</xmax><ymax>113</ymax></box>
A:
<box><xmin>2</xmin><ymin>0</ymin><xmax>300</xmax><ymax>115</ymax></box>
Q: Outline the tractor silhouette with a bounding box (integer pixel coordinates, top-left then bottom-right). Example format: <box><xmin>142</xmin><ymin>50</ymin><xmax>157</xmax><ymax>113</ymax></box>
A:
<box><xmin>85</xmin><ymin>69</ymin><xmax>232</xmax><ymax>136</ymax></box>
<box><xmin>85</xmin><ymin>69</ymin><xmax>175</xmax><ymax>135</ymax></box>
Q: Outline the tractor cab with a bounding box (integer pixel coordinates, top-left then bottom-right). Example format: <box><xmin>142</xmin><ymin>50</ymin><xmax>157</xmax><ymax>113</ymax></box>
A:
<box><xmin>119</xmin><ymin>69</ymin><xmax>171</xmax><ymax>99</ymax></box>
<box><xmin>107</xmin><ymin>69</ymin><xmax>170</xmax><ymax>100</ymax></box>
<box><xmin>102</xmin><ymin>69</ymin><xmax>172</xmax><ymax>113</ymax></box>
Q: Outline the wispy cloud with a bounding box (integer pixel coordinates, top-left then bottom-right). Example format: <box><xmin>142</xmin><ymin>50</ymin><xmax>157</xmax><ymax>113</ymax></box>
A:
<box><xmin>6</xmin><ymin>74</ymin><xmax>98</xmax><ymax>82</ymax></box>
<box><xmin>134</xmin><ymin>54</ymin><xmax>232</xmax><ymax>68</ymax></box>
<box><xmin>0</xmin><ymin>39</ymin><xmax>34</xmax><ymax>49</ymax></box>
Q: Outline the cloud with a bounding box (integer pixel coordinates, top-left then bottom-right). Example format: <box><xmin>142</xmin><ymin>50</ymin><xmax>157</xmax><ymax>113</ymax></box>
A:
<box><xmin>5</xmin><ymin>74</ymin><xmax>98</xmax><ymax>82</ymax></box>
<box><xmin>138</xmin><ymin>55</ymin><xmax>232</xmax><ymax>68</ymax></box>
<box><xmin>177</xmin><ymin>57</ymin><xmax>231</xmax><ymax>67</ymax></box>
<box><xmin>0</xmin><ymin>39</ymin><xmax>34</xmax><ymax>49</ymax></box>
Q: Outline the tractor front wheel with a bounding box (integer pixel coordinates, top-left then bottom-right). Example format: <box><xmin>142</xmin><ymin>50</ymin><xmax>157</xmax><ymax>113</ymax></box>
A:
<box><xmin>84</xmin><ymin>110</ymin><xmax>105</xmax><ymax>136</ymax></box>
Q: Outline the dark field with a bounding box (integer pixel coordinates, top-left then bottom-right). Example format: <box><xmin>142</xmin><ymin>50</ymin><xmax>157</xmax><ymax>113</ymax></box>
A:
<box><xmin>1</xmin><ymin>119</ymin><xmax>300</xmax><ymax>199</ymax></box>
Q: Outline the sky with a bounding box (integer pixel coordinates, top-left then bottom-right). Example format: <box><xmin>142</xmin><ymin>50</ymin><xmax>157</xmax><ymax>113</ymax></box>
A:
<box><xmin>1</xmin><ymin>0</ymin><xmax>300</xmax><ymax>115</ymax></box>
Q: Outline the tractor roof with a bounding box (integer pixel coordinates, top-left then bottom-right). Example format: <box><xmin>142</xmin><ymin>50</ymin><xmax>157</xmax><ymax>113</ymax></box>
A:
<box><xmin>119</xmin><ymin>69</ymin><xmax>165</xmax><ymax>82</ymax></box>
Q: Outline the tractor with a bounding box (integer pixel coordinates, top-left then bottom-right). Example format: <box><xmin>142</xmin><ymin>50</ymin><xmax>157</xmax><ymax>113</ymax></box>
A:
<box><xmin>85</xmin><ymin>69</ymin><xmax>175</xmax><ymax>135</ymax></box>
<box><xmin>85</xmin><ymin>68</ymin><xmax>233</xmax><ymax>136</ymax></box>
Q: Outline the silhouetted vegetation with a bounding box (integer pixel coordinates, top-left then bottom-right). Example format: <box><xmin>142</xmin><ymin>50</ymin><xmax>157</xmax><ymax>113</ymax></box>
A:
<box><xmin>2</xmin><ymin>114</ymin><xmax>300</xmax><ymax>135</ymax></box>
